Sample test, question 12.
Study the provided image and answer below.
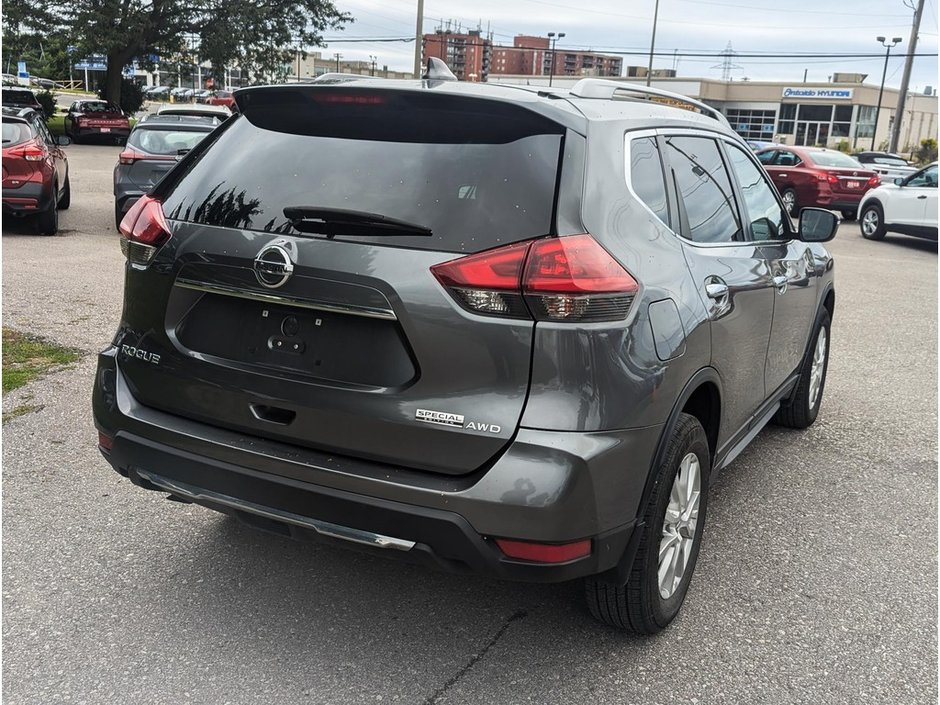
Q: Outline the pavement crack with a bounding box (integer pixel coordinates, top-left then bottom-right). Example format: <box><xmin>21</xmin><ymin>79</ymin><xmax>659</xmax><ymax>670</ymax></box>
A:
<box><xmin>422</xmin><ymin>609</ymin><xmax>527</xmax><ymax>705</ymax></box>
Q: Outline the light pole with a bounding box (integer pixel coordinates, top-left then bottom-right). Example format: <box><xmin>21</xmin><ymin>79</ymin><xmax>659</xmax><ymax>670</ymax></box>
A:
<box><xmin>547</xmin><ymin>31</ymin><xmax>565</xmax><ymax>87</ymax></box>
<box><xmin>872</xmin><ymin>36</ymin><xmax>902</xmax><ymax>150</ymax></box>
<box><xmin>646</xmin><ymin>0</ymin><xmax>660</xmax><ymax>87</ymax></box>
<box><xmin>334</xmin><ymin>52</ymin><xmax>342</xmax><ymax>73</ymax></box>
<box><xmin>369</xmin><ymin>55</ymin><xmax>377</xmax><ymax>76</ymax></box>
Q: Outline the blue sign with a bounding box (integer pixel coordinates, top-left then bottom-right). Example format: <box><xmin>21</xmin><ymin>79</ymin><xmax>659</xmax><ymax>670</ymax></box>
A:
<box><xmin>74</xmin><ymin>54</ymin><xmax>106</xmax><ymax>71</ymax></box>
<box><xmin>17</xmin><ymin>60</ymin><xmax>27</xmax><ymax>78</ymax></box>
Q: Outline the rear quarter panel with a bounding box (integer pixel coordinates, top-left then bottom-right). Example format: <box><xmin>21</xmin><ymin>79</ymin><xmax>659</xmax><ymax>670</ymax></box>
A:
<box><xmin>520</xmin><ymin>120</ymin><xmax>711</xmax><ymax>433</ymax></box>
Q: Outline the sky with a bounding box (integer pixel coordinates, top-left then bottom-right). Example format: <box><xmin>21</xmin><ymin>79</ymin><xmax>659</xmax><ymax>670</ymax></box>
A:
<box><xmin>318</xmin><ymin>0</ymin><xmax>939</xmax><ymax>90</ymax></box>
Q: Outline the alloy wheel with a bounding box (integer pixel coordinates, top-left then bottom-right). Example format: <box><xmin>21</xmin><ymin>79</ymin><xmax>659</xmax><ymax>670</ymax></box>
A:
<box><xmin>861</xmin><ymin>209</ymin><xmax>879</xmax><ymax>237</ymax></box>
<box><xmin>808</xmin><ymin>327</ymin><xmax>827</xmax><ymax>409</ymax></box>
<box><xmin>659</xmin><ymin>452</ymin><xmax>701</xmax><ymax>600</ymax></box>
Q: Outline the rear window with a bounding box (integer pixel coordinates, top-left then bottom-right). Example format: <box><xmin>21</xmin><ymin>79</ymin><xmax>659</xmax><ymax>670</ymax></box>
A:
<box><xmin>81</xmin><ymin>101</ymin><xmax>120</xmax><ymax>112</ymax></box>
<box><xmin>809</xmin><ymin>151</ymin><xmax>863</xmax><ymax>168</ymax></box>
<box><xmin>2</xmin><ymin>121</ymin><xmax>33</xmax><ymax>146</ymax></box>
<box><xmin>3</xmin><ymin>90</ymin><xmax>37</xmax><ymax>105</ymax></box>
<box><xmin>160</xmin><ymin>89</ymin><xmax>565</xmax><ymax>253</ymax></box>
<box><xmin>129</xmin><ymin>127</ymin><xmax>211</xmax><ymax>155</ymax></box>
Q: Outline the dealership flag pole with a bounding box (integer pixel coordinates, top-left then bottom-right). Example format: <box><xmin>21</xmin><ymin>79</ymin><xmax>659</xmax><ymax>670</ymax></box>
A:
<box><xmin>889</xmin><ymin>0</ymin><xmax>925</xmax><ymax>154</ymax></box>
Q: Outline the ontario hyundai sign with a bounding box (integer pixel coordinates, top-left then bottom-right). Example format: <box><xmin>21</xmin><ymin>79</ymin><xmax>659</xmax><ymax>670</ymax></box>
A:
<box><xmin>782</xmin><ymin>87</ymin><xmax>854</xmax><ymax>99</ymax></box>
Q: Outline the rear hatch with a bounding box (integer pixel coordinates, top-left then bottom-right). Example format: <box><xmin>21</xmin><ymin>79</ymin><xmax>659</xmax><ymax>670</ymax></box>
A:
<box><xmin>120</xmin><ymin>123</ymin><xmax>214</xmax><ymax>192</ymax></box>
<box><xmin>123</xmin><ymin>85</ymin><xmax>569</xmax><ymax>475</ymax></box>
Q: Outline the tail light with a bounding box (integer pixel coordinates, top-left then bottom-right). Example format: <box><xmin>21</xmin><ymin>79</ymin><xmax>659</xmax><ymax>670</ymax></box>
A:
<box><xmin>8</xmin><ymin>140</ymin><xmax>45</xmax><ymax>161</ymax></box>
<box><xmin>495</xmin><ymin>538</ymin><xmax>592</xmax><ymax>563</ymax></box>
<box><xmin>119</xmin><ymin>149</ymin><xmax>176</xmax><ymax>165</ymax></box>
<box><xmin>119</xmin><ymin>195</ymin><xmax>171</xmax><ymax>265</ymax></box>
<box><xmin>431</xmin><ymin>234</ymin><xmax>639</xmax><ymax>322</ymax></box>
<box><xmin>822</xmin><ymin>172</ymin><xmax>839</xmax><ymax>186</ymax></box>
<box><xmin>867</xmin><ymin>175</ymin><xmax>881</xmax><ymax>188</ymax></box>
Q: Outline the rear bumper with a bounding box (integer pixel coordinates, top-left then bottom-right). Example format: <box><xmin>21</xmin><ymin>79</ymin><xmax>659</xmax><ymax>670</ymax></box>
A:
<box><xmin>3</xmin><ymin>181</ymin><xmax>52</xmax><ymax>215</ymax></box>
<box><xmin>93</xmin><ymin>348</ymin><xmax>661</xmax><ymax>582</ymax></box>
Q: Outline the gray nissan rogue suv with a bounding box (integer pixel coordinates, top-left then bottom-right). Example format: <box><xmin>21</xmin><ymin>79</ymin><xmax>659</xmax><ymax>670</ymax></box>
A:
<box><xmin>93</xmin><ymin>73</ymin><xmax>837</xmax><ymax>633</ymax></box>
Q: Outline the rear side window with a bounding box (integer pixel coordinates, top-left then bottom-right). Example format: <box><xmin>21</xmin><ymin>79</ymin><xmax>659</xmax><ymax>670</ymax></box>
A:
<box><xmin>775</xmin><ymin>151</ymin><xmax>800</xmax><ymax>167</ymax></box>
<box><xmin>2</xmin><ymin>121</ymin><xmax>33</xmax><ymax>146</ymax></box>
<box><xmin>628</xmin><ymin>136</ymin><xmax>670</xmax><ymax>227</ymax></box>
<box><xmin>130</xmin><ymin>128</ymin><xmax>210</xmax><ymax>155</ymax></box>
<box><xmin>725</xmin><ymin>144</ymin><xmax>788</xmax><ymax>241</ymax></box>
<box><xmin>664</xmin><ymin>135</ymin><xmax>742</xmax><ymax>243</ymax></box>
<box><xmin>160</xmin><ymin>89</ymin><xmax>565</xmax><ymax>253</ymax></box>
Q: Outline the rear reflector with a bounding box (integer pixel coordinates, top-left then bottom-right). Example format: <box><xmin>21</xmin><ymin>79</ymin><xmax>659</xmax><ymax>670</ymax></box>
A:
<box><xmin>495</xmin><ymin>538</ymin><xmax>592</xmax><ymax>563</ymax></box>
<box><xmin>98</xmin><ymin>432</ymin><xmax>113</xmax><ymax>451</ymax></box>
<box><xmin>431</xmin><ymin>235</ymin><xmax>638</xmax><ymax>322</ymax></box>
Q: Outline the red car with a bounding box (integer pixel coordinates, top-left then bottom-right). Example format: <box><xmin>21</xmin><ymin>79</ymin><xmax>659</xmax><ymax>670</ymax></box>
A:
<box><xmin>2</xmin><ymin>106</ymin><xmax>70</xmax><ymax>235</ymax></box>
<box><xmin>64</xmin><ymin>99</ymin><xmax>131</xmax><ymax>144</ymax></box>
<box><xmin>206</xmin><ymin>90</ymin><xmax>235</xmax><ymax>109</ymax></box>
<box><xmin>757</xmin><ymin>146</ymin><xmax>880</xmax><ymax>220</ymax></box>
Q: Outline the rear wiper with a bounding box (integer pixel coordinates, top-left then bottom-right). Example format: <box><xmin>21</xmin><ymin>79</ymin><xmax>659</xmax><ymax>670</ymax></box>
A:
<box><xmin>283</xmin><ymin>206</ymin><xmax>432</xmax><ymax>238</ymax></box>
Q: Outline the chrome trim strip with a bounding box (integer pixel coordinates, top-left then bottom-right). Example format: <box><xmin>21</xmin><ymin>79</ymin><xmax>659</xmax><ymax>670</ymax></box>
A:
<box><xmin>136</xmin><ymin>469</ymin><xmax>416</xmax><ymax>551</ymax></box>
<box><xmin>174</xmin><ymin>278</ymin><xmax>397</xmax><ymax>320</ymax></box>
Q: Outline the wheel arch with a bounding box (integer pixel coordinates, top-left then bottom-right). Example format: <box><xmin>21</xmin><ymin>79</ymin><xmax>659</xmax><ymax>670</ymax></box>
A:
<box><xmin>603</xmin><ymin>367</ymin><xmax>722</xmax><ymax>585</ymax></box>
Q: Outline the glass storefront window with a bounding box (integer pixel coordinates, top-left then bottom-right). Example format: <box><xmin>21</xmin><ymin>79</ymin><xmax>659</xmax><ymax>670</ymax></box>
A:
<box><xmin>798</xmin><ymin>104</ymin><xmax>834</xmax><ymax>121</ymax></box>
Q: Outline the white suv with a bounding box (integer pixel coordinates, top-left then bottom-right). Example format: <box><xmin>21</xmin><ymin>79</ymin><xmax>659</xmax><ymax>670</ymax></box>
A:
<box><xmin>858</xmin><ymin>162</ymin><xmax>938</xmax><ymax>241</ymax></box>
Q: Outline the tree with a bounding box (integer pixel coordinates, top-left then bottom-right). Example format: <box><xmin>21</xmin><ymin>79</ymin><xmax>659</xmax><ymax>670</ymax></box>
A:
<box><xmin>3</xmin><ymin>0</ymin><xmax>350</xmax><ymax>103</ymax></box>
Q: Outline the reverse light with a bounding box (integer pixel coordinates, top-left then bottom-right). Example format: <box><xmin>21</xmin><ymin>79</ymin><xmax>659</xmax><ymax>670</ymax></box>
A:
<box><xmin>495</xmin><ymin>538</ymin><xmax>592</xmax><ymax>563</ymax></box>
<box><xmin>431</xmin><ymin>235</ymin><xmax>639</xmax><ymax>322</ymax></box>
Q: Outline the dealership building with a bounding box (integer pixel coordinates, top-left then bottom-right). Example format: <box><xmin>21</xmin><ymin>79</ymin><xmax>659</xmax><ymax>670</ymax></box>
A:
<box><xmin>487</xmin><ymin>73</ymin><xmax>938</xmax><ymax>155</ymax></box>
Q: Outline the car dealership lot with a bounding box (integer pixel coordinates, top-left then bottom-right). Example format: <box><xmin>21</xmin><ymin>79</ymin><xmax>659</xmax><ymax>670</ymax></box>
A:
<box><xmin>2</xmin><ymin>144</ymin><xmax>937</xmax><ymax>704</ymax></box>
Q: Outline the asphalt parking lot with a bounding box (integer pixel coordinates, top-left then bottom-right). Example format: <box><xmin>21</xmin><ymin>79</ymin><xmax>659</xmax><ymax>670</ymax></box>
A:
<box><xmin>2</xmin><ymin>144</ymin><xmax>937</xmax><ymax>705</ymax></box>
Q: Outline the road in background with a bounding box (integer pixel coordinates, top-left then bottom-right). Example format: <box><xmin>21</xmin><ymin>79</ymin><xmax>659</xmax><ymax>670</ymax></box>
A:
<box><xmin>2</xmin><ymin>145</ymin><xmax>937</xmax><ymax>705</ymax></box>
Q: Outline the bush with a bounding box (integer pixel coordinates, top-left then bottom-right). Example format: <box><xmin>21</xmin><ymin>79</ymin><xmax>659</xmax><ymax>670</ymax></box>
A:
<box><xmin>96</xmin><ymin>77</ymin><xmax>145</xmax><ymax>115</ymax></box>
<box><xmin>834</xmin><ymin>140</ymin><xmax>851</xmax><ymax>153</ymax></box>
<box><xmin>914</xmin><ymin>138</ymin><xmax>938</xmax><ymax>165</ymax></box>
<box><xmin>35</xmin><ymin>89</ymin><xmax>57</xmax><ymax>120</ymax></box>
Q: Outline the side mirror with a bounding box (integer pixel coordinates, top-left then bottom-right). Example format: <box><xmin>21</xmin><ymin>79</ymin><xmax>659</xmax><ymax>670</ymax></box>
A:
<box><xmin>894</xmin><ymin>177</ymin><xmax>904</xmax><ymax>186</ymax></box>
<box><xmin>56</xmin><ymin>135</ymin><xmax>71</xmax><ymax>146</ymax></box>
<box><xmin>799</xmin><ymin>208</ymin><xmax>838</xmax><ymax>243</ymax></box>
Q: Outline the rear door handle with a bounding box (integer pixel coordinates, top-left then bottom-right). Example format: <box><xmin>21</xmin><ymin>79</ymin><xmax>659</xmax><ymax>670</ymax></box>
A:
<box><xmin>704</xmin><ymin>277</ymin><xmax>731</xmax><ymax>319</ymax></box>
<box><xmin>705</xmin><ymin>282</ymin><xmax>729</xmax><ymax>300</ymax></box>
<box><xmin>918</xmin><ymin>195</ymin><xmax>928</xmax><ymax>199</ymax></box>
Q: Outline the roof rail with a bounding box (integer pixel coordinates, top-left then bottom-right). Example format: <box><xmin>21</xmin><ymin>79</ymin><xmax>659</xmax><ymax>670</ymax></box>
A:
<box><xmin>568</xmin><ymin>79</ymin><xmax>729</xmax><ymax>126</ymax></box>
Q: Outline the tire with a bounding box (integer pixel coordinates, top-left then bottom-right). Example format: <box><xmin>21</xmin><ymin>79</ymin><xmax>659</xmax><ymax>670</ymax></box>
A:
<box><xmin>36</xmin><ymin>202</ymin><xmax>59</xmax><ymax>236</ymax></box>
<box><xmin>773</xmin><ymin>309</ymin><xmax>831</xmax><ymax>429</ymax></box>
<box><xmin>58</xmin><ymin>173</ymin><xmax>71</xmax><ymax>210</ymax></box>
<box><xmin>585</xmin><ymin>413</ymin><xmax>710</xmax><ymax>633</ymax></box>
<box><xmin>840</xmin><ymin>209</ymin><xmax>856</xmax><ymax>222</ymax></box>
<box><xmin>860</xmin><ymin>203</ymin><xmax>887</xmax><ymax>240</ymax></box>
<box><xmin>781</xmin><ymin>188</ymin><xmax>798</xmax><ymax>216</ymax></box>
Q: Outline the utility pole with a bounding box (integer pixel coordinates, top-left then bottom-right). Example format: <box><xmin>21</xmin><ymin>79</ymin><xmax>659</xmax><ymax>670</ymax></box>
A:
<box><xmin>646</xmin><ymin>0</ymin><xmax>660</xmax><ymax>87</ymax></box>
<box><xmin>889</xmin><ymin>0</ymin><xmax>925</xmax><ymax>153</ymax></box>
<box><xmin>334</xmin><ymin>53</ymin><xmax>342</xmax><ymax>73</ymax></box>
<box><xmin>414</xmin><ymin>0</ymin><xmax>425</xmax><ymax>78</ymax></box>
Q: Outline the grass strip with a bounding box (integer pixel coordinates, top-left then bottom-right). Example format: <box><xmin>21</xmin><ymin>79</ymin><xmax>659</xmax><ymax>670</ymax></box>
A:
<box><xmin>2</xmin><ymin>327</ymin><xmax>80</xmax><ymax>394</ymax></box>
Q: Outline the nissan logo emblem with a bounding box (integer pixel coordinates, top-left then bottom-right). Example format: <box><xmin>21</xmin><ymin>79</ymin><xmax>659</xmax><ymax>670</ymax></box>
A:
<box><xmin>253</xmin><ymin>244</ymin><xmax>294</xmax><ymax>288</ymax></box>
